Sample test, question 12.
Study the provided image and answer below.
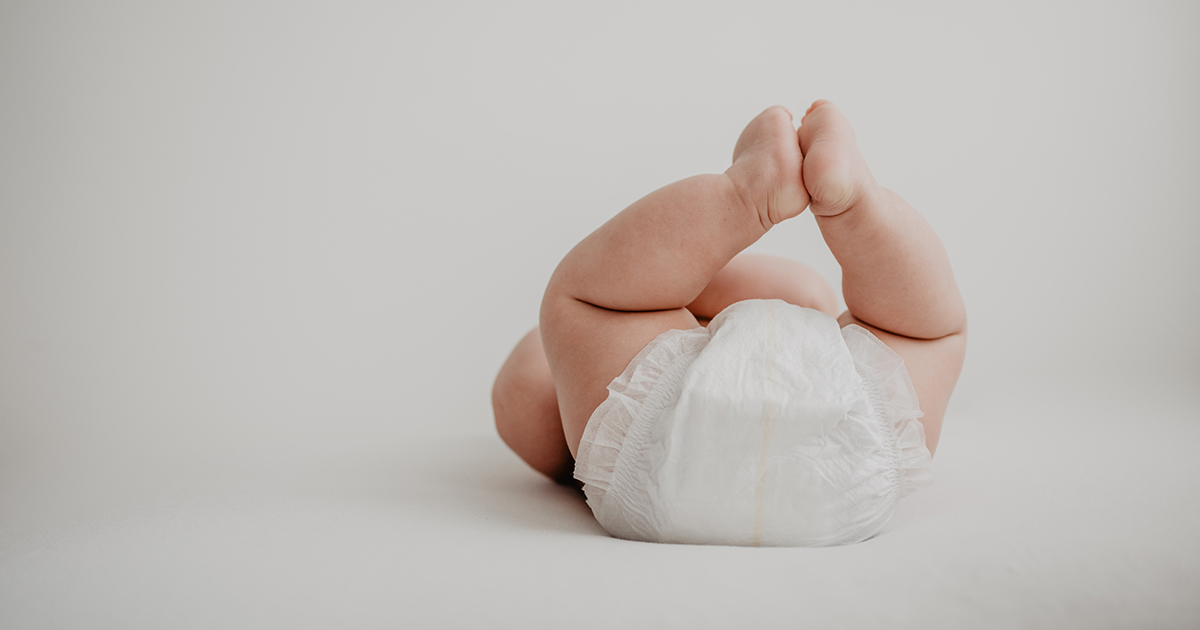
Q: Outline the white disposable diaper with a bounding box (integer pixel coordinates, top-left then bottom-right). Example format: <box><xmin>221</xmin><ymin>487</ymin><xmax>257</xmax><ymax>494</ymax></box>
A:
<box><xmin>573</xmin><ymin>299</ymin><xmax>934</xmax><ymax>547</ymax></box>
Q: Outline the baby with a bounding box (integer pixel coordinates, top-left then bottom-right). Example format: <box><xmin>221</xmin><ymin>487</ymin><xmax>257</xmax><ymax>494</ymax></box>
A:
<box><xmin>493</xmin><ymin>101</ymin><xmax>966</xmax><ymax>546</ymax></box>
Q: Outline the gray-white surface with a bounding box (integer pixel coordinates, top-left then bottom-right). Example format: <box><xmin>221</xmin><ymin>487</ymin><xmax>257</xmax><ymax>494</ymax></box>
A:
<box><xmin>3</xmin><ymin>375</ymin><xmax>1198</xmax><ymax>629</ymax></box>
<box><xmin>2</xmin><ymin>1</ymin><xmax>1198</xmax><ymax>628</ymax></box>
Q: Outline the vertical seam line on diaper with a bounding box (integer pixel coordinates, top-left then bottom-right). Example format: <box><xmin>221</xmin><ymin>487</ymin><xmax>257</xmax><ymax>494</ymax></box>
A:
<box><xmin>752</xmin><ymin>301</ymin><xmax>778</xmax><ymax>547</ymax></box>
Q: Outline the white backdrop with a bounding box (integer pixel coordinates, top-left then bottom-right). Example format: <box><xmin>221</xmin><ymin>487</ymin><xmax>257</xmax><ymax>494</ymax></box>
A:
<box><xmin>2</xmin><ymin>0</ymin><xmax>1198</xmax><ymax>563</ymax></box>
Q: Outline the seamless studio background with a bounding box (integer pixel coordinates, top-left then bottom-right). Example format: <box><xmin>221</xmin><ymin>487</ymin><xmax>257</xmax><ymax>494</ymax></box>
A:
<box><xmin>2</xmin><ymin>1</ymin><xmax>1198</xmax><ymax>628</ymax></box>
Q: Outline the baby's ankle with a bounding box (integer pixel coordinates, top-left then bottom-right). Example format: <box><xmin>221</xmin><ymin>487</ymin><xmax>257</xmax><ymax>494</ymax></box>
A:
<box><xmin>822</xmin><ymin>177</ymin><xmax>883</xmax><ymax>219</ymax></box>
<box><xmin>726</xmin><ymin>107</ymin><xmax>809</xmax><ymax>227</ymax></box>
<box><xmin>724</xmin><ymin>164</ymin><xmax>774</xmax><ymax>231</ymax></box>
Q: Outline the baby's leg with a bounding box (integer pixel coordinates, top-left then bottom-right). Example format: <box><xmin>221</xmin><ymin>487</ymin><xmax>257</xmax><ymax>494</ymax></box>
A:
<box><xmin>798</xmin><ymin>101</ymin><xmax>967</xmax><ymax>454</ymax></box>
<box><xmin>542</xmin><ymin>106</ymin><xmax>809</xmax><ymax>455</ymax></box>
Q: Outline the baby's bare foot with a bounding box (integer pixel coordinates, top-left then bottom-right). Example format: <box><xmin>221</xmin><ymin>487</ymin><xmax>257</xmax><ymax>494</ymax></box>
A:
<box><xmin>726</xmin><ymin>106</ymin><xmax>809</xmax><ymax>229</ymax></box>
<box><xmin>797</xmin><ymin>100</ymin><xmax>880</xmax><ymax>218</ymax></box>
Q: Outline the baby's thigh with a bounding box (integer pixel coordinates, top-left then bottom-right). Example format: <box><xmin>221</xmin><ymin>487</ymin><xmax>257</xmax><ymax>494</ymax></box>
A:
<box><xmin>687</xmin><ymin>253</ymin><xmax>839</xmax><ymax>319</ymax></box>
<box><xmin>836</xmin><ymin>311</ymin><xmax>966</xmax><ymax>458</ymax></box>
<box><xmin>540</xmin><ymin>295</ymin><xmax>699</xmax><ymax>457</ymax></box>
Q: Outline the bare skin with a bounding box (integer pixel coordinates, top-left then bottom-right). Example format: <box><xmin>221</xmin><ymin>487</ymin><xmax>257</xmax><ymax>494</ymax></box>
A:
<box><xmin>493</xmin><ymin>101</ymin><xmax>966</xmax><ymax>483</ymax></box>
